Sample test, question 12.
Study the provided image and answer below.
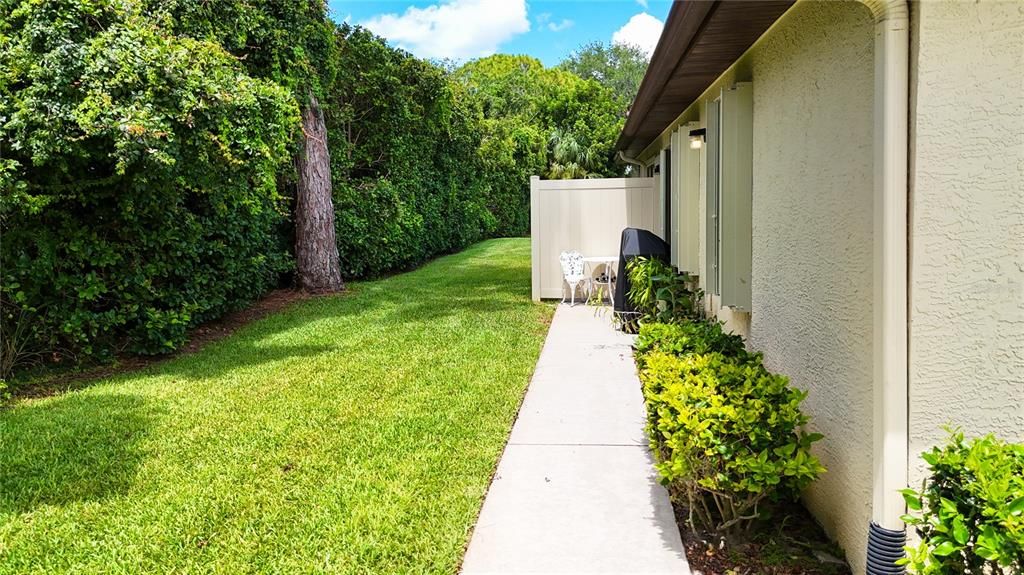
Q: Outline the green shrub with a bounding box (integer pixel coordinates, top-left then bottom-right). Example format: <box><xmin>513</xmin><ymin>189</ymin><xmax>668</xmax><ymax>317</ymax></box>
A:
<box><xmin>639</xmin><ymin>350</ymin><xmax>825</xmax><ymax>535</ymax></box>
<box><xmin>635</xmin><ymin>320</ymin><xmax>752</xmax><ymax>362</ymax></box>
<box><xmin>626</xmin><ymin>257</ymin><xmax>702</xmax><ymax>325</ymax></box>
<box><xmin>900</xmin><ymin>431</ymin><xmax>1023</xmax><ymax>574</ymax></box>
<box><xmin>1</xmin><ymin>7</ymin><xmax>297</xmax><ymax>370</ymax></box>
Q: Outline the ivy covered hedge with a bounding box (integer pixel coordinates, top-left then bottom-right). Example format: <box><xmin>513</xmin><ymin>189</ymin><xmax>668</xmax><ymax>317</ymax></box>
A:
<box><xmin>327</xmin><ymin>25</ymin><xmax>493</xmax><ymax>277</ymax></box>
<box><xmin>1</xmin><ymin>3</ymin><xmax>299</xmax><ymax>366</ymax></box>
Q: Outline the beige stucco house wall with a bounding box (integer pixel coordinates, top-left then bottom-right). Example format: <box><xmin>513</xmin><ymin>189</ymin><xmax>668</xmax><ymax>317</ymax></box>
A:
<box><xmin>907</xmin><ymin>0</ymin><xmax>1024</xmax><ymax>489</ymax></box>
<box><xmin>747</xmin><ymin>4</ymin><xmax>876</xmax><ymax>568</ymax></box>
<box><xmin>630</xmin><ymin>1</ymin><xmax>1022</xmax><ymax>573</ymax></box>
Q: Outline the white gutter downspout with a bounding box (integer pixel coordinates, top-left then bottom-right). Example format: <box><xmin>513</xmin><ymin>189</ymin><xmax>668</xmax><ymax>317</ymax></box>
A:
<box><xmin>861</xmin><ymin>0</ymin><xmax>910</xmax><ymax>572</ymax></box>
<box><xmin>617</xmin><ymin>150</ymin><xmax>646</xmax><ymax>174</ymax></box>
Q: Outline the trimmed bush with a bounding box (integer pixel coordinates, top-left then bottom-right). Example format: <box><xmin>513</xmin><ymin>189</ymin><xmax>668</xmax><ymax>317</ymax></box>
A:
<box><xmin>901</xmin><ymin>431</ymin><xmax>1023</xmax><ymax>574</ymax></box>
<box><xmin>639</xmin><ymin>350</ymin><xmax>826</xmax><ymax>535</ymax></box>
<box><xmin>635</xmin><ymin>320</ymin><xmax>752</xmax><ymax>362</ymax></box>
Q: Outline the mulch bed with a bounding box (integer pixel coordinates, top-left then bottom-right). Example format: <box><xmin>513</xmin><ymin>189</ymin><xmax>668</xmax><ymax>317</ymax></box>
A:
<box><xmin>11</xmin><ymin>288</ymin><xmax>320</xmax><ymax>400</ymax></box>
<box><xmin>669</xmin><ymin>493</ymin><xmax>852</xmax><ymax>575</ymax></box>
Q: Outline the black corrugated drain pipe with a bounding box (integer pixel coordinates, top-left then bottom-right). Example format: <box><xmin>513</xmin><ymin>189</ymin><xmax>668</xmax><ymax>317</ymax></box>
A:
<box><xmin>866</xmin><ymin>522</ymin><xmax>906</xmax><ymax>574</ymax></box>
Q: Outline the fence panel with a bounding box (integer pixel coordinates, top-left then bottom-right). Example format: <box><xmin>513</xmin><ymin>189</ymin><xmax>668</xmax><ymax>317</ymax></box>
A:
<box><xmin>530</xmin><ymin>176</ymin><xmax>659</xmax><ymax>301</ymax></box>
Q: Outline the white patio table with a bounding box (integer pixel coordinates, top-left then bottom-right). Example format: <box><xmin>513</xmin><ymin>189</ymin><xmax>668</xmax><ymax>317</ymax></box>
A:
<box><xmin>582</xmin><ymin>256</ymin><xmax>617</xmax><ymax>304</ymax></box>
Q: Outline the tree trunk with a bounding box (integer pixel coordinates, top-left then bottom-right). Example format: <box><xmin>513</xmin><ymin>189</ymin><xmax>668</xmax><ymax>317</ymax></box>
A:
<box><xmin>294</xmin><ymin>93</ymin><xmax>344</xmax><ymax>292</ymax></box>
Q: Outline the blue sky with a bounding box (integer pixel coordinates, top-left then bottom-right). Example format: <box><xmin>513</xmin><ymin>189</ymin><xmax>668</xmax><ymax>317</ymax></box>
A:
<box><xmin>328</xmin><ymin>0</ymin><xmax>673</xmax><ymax>66</ymax></box>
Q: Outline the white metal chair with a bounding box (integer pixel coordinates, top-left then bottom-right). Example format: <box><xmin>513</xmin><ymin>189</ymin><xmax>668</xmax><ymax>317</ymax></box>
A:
<box><xmin>559</xmin><ymin>251</ymin><xmax>589</xmax><ymax>306</ymax></box>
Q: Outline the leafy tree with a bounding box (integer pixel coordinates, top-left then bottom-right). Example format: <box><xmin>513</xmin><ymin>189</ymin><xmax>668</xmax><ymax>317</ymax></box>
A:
<box><xmin>546</xmin><ymin>129</ymin><xmax>597</xmax><ymax>179</ymax></box>
<box><xmin>538</xmin><ymin>77</ymin><xmax>623</xmax><ymax>177</ymax></box>
<box><xmin>150</xmin><ymin>0</ymin><xmax>344</xmax><ymax>291</ymax></box>
<box><xmin>455</xmin><ymin>54</ymin><xmax>625</xmax><ymax>220</ymax></box>
<box><xmin>453</xmin><ymin>55</ymin><xmax>561</xmax><ymax>121</ymax></box>
<box><xmin>559</xmin><ymin>41</ymin><xmax>649</xmax><ymax>112</ymax></box>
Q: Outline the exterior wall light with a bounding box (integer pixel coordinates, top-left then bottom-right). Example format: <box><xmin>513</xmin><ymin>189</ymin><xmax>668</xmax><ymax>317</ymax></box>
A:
<box><xmin>688</xmin><ymin>128</ymin><xmax>706</xmax><ymax>149</ymax></box>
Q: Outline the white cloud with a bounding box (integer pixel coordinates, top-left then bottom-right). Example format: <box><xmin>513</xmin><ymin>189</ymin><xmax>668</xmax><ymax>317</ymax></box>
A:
<box><xmin>359</xmin><ymin>0</ymin><xmax>530</xmax><ymax>60</ymax></box>
<box><xmin>548</xmin><ymin>18</ymin><xmax>574</xmax><ymax>32</ymax></box>
<box><xmin>636</xmin><ymin>0</ymin><xmax>649</xmax><ymax>8</ymax></box>
<box><xmin>612</xmin><ymin>12</ymin><xmax>664</xmax><ymax>57</ymax></box>
<box><xmin>536</xmin><ymin>12</ymin><xmax>571</xmax><ymax>32</ymax></box>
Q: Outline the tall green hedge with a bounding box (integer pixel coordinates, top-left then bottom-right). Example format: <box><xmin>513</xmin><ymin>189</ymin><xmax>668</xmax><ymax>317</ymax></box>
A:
<box><xmin>1</xmin><ymin>3</ymin><xmax>298</xmax><ymax>370</ymax></box>
<box><xmin>326</xmin><ymin>25</ymin><xmax>494</xmax><ymax>277</ymax></box>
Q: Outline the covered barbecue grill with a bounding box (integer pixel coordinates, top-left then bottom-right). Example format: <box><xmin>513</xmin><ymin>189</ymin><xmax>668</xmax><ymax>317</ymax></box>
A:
<box><xmin>613</xmin><ymin>228</ymin><xmax>670</xmax><ymax>329</ymax></box>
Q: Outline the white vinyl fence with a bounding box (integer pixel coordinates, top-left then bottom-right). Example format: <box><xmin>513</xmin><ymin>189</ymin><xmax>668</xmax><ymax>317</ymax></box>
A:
<box><xmin>530</xmin><ymin>176</ymin><xmax>660</xmax><ymax>301</ymax></box>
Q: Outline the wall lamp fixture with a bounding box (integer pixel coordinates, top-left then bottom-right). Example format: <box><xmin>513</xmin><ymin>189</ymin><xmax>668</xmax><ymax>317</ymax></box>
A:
<box><xmin>688</xmin><ymin>128</ymin><xmax>706</xmax><ymax>149</ymax></box>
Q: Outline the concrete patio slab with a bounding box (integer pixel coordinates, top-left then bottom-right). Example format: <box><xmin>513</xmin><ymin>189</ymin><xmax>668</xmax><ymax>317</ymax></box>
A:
<box><xmin>461</xmin><ymin>304</ymin><xmax>690</xmax><ymax>574</ymax></box>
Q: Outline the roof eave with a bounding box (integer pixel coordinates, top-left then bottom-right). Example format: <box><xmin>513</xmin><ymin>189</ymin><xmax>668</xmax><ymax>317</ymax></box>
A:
<box><xmin>616</xmin><ymin>0</ymin><xmax>795</xmax><ymax>158</ymax></box>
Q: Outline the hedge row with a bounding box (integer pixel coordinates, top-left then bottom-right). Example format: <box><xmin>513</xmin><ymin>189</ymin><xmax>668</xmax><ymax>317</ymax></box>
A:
<box><xmin>327</xmin><ymin>25</ymin><xmax>496</xmax><ymax>278</ymax></box>
<box><xmin>635</xmin><ymin>321</ymin><xmax>826</xmax><ymax>535</ymax></box>
<box><xmin>1</xmin><ymin>7</ymin><xmax>298</xmax><ymax>368</ymax></box>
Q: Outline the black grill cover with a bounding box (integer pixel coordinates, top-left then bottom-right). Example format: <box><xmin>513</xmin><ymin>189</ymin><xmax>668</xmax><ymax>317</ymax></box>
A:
<box><xmin>613</xmin><ymin>228</ymin><xmax>670</xmax><ymax>315</ymax></box>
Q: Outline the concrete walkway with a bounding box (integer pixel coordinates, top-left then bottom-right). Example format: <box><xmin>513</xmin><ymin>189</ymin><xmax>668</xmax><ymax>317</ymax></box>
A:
<box><xmin>461</xmin><ymin>304</ymin><xmax>691</xmax><ymax>574</ymax></box>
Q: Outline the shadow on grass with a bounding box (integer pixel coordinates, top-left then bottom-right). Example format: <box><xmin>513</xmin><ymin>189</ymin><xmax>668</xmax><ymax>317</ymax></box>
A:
<box><xmin>0</xmin><ymin>240</ymin><xmax>549</xmax><ymax>520</ymax></box>
<box><xmin>156</xmin><ymin>343</ymin><xmax>338</xmax><ymax>381</ymax></box>
<box><xmin>0</xmin><ymin>393</ymin><xmax>151</xmax><ymax>514</ymax></box>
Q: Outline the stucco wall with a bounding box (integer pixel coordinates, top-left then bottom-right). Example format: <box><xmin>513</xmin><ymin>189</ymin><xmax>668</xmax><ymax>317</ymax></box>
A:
<box><xmin>745</xmin><ymin>3</ymin><xmax>876</xmax><ymax>572</ymax></box>
<box><xmin>908</xmin><ymin>0</ymin><xmax>1024</xmax><ymax>488</ymax></box>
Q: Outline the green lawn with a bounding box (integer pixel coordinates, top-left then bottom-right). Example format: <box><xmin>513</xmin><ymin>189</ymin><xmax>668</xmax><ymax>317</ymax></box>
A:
<box><xmin>0</xmin><ymin>239</ymin><xmax>552</xmax><ymax>574</ymax></box>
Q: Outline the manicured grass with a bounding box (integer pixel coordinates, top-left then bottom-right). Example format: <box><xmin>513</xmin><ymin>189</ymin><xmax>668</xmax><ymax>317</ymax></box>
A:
<box><xmin>0</xmin><ymin>239</ymin><xmax>553</xmax><ymax>574</ymax></box>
